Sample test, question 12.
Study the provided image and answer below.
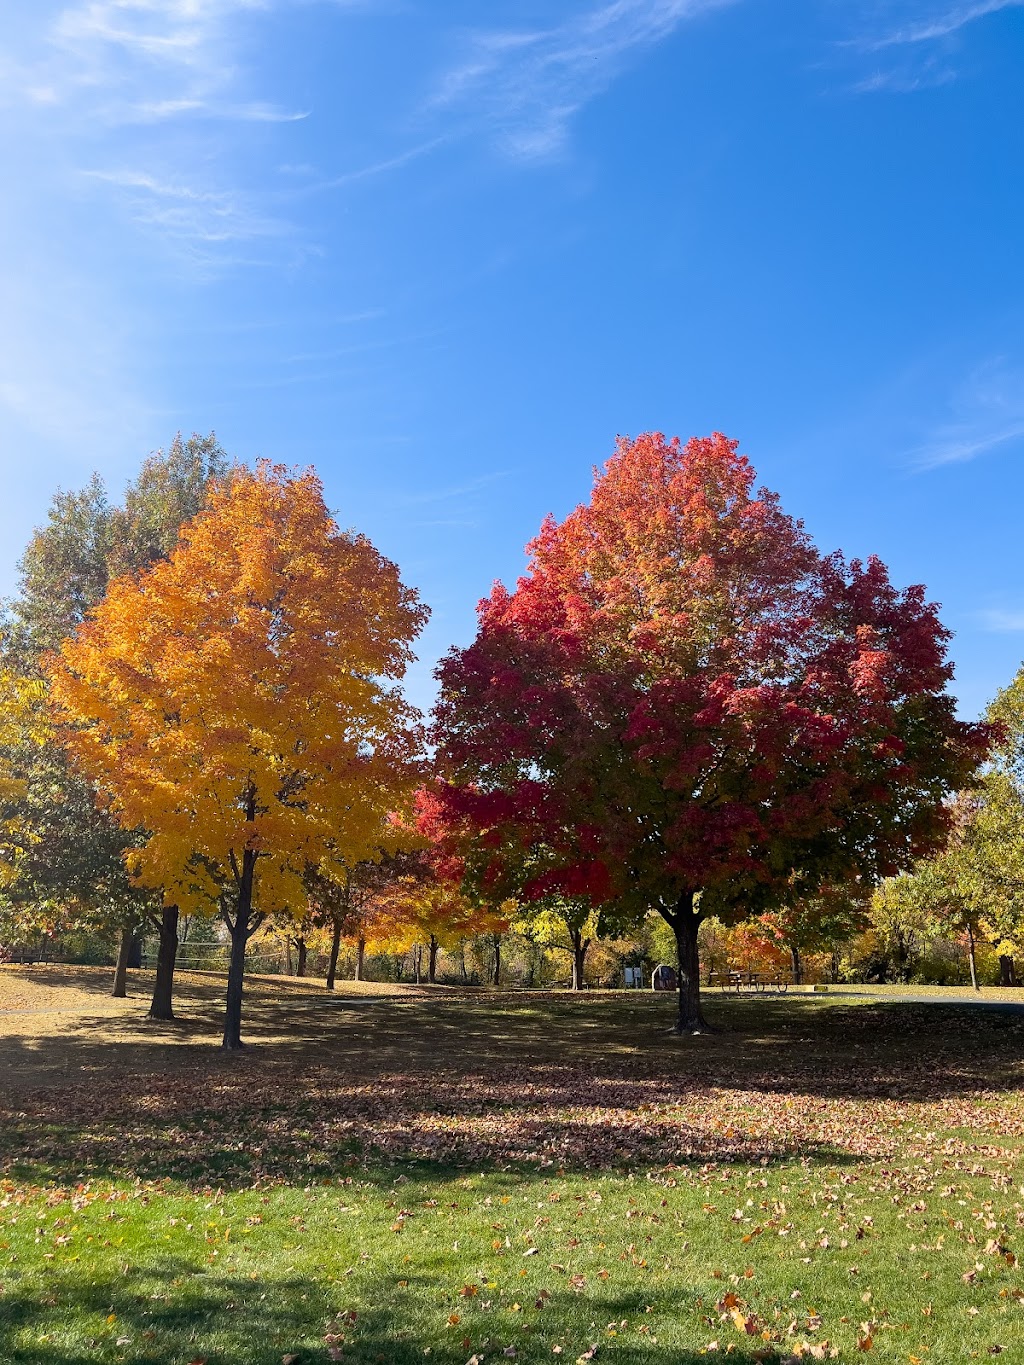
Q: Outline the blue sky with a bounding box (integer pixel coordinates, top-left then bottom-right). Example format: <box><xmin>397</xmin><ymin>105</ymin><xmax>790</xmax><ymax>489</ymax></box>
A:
<box><xmin>1</xmin><ymin>0</ymin><xmax>1023</xmax><ymax>716</ymax></box>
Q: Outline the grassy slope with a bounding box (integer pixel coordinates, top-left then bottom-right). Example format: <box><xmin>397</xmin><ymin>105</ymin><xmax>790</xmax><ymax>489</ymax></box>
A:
<box><xmin>1</xmin><ymin>969</ymin><xmax>1023</xmax><ymax>1364</ymax></box>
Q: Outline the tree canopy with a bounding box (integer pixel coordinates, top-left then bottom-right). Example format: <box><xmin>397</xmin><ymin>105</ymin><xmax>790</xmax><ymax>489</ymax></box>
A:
<box><xmin>48</xmin><ymin>461</ymin><xmax>428</xmax><ymax>1046</ymax></box>
<box><xmin>429</xmin><ymin>432</ymin><xmax>989</xmax><ymax>1029</ymax></box>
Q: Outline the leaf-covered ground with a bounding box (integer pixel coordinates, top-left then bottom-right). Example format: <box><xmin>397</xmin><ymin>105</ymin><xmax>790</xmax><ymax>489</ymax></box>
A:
<box><xmin>1</xmin><ymin>967</ymin><xmax>1024</xmax><ymax>1362</ymax></box>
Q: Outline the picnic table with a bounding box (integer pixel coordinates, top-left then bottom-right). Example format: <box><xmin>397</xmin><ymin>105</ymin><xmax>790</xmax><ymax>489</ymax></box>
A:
<box><xmin>708</xmin><ymin>970</ymin><xmax>790</xmax><ymax>994</ymax></box>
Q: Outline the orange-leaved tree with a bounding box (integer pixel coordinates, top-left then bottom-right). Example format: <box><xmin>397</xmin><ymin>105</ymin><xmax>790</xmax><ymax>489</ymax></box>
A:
<box><xmin>368</xmin><ymin>850</ymin><xmax>498</xmax><ymax>983</ymax></box>
<box><xmin>48</xmin><ymin>462</ymin><xmax>428</xmax><ymax>1048</ymax></box>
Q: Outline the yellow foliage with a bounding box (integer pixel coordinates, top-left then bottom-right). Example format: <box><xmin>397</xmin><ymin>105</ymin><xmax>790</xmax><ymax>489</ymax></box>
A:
<box><xmin>47</xmin><ymin>463</ymin><xmax>428</xmax><ymax>921</ymax></box>
<box><xmin>365</xmin><ymin>874</ymin><xmax>509</xmax><ymax>955</ymax></box>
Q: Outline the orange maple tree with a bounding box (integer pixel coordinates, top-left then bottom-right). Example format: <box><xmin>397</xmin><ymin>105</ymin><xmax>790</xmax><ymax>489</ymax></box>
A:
<box><xmin>48</xmin><ymin>462</ymin><xmax>428</xmax><ymax>1047</ymax></box>
<box><xmin>366</xmin><ymin>850</ymin><xmax>509</xmax><ymax>983</ymax></box>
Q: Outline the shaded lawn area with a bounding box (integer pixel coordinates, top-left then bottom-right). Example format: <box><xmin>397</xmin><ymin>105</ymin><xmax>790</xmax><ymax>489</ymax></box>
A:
<box><xmin>2</xmin><ymin>969</ymin><xmax>1024</xmax><ymax>1363</ymax></box>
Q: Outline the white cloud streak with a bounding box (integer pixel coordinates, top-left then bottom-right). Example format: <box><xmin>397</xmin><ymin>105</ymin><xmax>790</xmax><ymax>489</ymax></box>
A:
<box><xmin>0</xmin><ymin>2</ymin><xmax>335</xmax><ymax>263</ymax></box>
<box><xmin>431</xmin><ymin>0</ymin><xmax>736</xmax><ymax>159</ymax></box>
<box><xmin>10</xmin><ymin>1</ymin><xmax>272</xmax><ymax>122</ymax></box>
<box><xmin>83</xmin><ymin>168</ymin><xmax>292</xmax><ymax>244</ymax></box>
<box><xmin>865</xmin><ymin>0</ymin><xmax>1024</xmax><ymax>49</ymax></box>
<box><xmin>314</xmin><ymin>139</ymin><xmax>447</xmax><ymax>191</ymax></box>
<box><xmin>843</xmin><ymin>1</ymin><xmax>1024</xmax><ymax>95</ymax></box>
<box><xmin>850</xmin><ymin>62</ymin><xmax>957</xmax><ymax>92</ymax></box>
<box><xmin>912</xmin><ymin>361</ymin><xmax>1024</xmax><ymax>469</ymax></box>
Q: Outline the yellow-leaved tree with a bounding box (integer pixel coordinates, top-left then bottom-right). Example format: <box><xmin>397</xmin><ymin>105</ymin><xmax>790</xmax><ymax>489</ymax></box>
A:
<box><xmin>48</xmin><ymin>462</ymin><xmax>428</xmax><ymax>1047</ymax></box>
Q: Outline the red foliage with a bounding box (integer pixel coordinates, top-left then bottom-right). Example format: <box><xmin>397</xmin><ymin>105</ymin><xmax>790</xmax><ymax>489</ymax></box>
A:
<box><xmin>427</xmin><ymin>433</ymin><xmax>989</xmax><ymax>1023</ymax></box>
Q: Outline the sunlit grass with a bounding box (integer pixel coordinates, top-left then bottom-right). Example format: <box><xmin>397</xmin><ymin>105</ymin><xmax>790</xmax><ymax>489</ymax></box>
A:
<box><xmin>2</xmin><ymin>970</ymin><xmax>1023</xmax><ymax>1361</ymax></box>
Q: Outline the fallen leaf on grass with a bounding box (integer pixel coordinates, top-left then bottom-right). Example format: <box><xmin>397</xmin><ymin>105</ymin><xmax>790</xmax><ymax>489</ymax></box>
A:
<box><xmin>731</xmin><ymin>1308</ymin><xmax>759</xmax><ymax>1335</ymax></box>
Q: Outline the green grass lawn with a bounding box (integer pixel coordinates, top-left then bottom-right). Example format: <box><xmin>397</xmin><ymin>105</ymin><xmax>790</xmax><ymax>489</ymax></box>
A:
<box><xmin>2</xmin><ymin>970</ymin><xmax>1024</xmax><ymax>1363</ymax></box>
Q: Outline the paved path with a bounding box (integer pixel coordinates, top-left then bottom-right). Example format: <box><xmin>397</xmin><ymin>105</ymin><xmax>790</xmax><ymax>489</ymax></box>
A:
<box><xmin>855</xmin><ymin>992</ymin><xmax>1024</xmax><ymax>1014</ymax></box>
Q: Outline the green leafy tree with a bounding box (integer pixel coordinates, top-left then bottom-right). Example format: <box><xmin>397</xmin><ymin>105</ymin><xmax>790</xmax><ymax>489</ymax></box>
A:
<box><xmin>869</xmin><ymin>874</ymin><xmax>935</xmax><ymax>983</ymax></box>
<box><xmin>2</xmin><ymin>433</ymin><xmax>230</xmax><ymax>1010</ymax></box>
<box><xmin>978</xmin><ymin>671</ymin><xmax>1024</xmax><ymax>982</ymax></box>
<box><xmin>513</xmin><ymin>898</ymin><xmax>601</xmax><ymax>990</ymax></box>
<box><xmin>897</xmin><ymin>671</ymin><xmax>1024</xmax><ymax>989</ymax></box>
<box><xmin>951</xmin><ymin>775</ymin><xmax>1024</xmax><ymax>985</ymax></box>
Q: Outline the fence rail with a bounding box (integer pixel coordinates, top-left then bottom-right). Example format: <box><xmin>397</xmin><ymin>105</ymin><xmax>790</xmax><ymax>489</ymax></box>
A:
<box><xmin>139</xmin><ymin>950</ymin><xmax>285</xmax><ymax>972</ymax></box>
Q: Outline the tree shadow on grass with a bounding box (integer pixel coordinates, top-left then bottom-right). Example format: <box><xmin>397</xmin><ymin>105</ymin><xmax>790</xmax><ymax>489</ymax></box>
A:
<box><xmin>0</xmin><ymin>1263</ymin><xmax>401</xmax><ymax>1365</ymax></box>
<box><xmin>6</xmin><ymin>986</ymin><xmax>1022</xmax><ymax>1094</ymax></box>
<box><xmin>1</xmin><ymin>993</ymin><xmax>1021</xmax><ymax>1187</ymax></box>
<box><xmin>0</xmin><ymin>1261</ymin><xmax>795</xmax><ymax>1365</ymax></box>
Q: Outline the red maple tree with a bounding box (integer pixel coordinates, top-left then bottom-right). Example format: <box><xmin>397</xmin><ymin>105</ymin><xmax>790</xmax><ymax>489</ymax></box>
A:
<box><xmin>428</xmin><ymin>433</ymin><xmax>989</xmax><ymax>1031</ymax></box>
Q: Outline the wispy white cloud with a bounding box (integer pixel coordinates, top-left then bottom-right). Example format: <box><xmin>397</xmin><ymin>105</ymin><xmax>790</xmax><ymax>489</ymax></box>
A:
<box><xmin>912</xmin><ymin>361</ymin><xmax>1024</xmax><ymax>469</ymax></box>
<box><xmin>398</xmin><ymin>472</ymin><xmax>512</xmax><ymax>507</ymax></box>
<box><xmin>842</xmin><ymin>0</ymin><xmax>1024</xmax><ymax>94</ymax></box>
<box><xmin>850</xmin><ymin>61</ymin><xmax>956</xmax><ymax>92</ymax></box>
<box><xmin>431</xmin><ymin>0</ymin><xmax>736</xmax><ymax>160</ymax></box>
<box><xmin>864</xmin><ymin>0</ymin><xmax>1024</xmax><ymax>50</ymax></box>
<box><xmin>11</xmin><ymin>1</ymin><xmax>268</xmax><ymax>121</ymax></box>
<box><xmin>4</xmin><ymin>2</ymin><xmax>426</xmax><ymax>261</ymax></box>
<box><xmin>123</xmin><ymin>98</ymin><xmax>310</xmax><ymax>123</ymax></box>
<box><xmin>315</xmin><ymin>139</ymin><xmax>447</xmax><ymax>191</ymax></box>
<box><xmin>0</xmin><ymin>2</ymin><xmax>311</xmax><ymax>260</ymax></box>
<box><xmin>83</xmin><ymin>168</ymin><xmax>291</xmax><ymax>244</ymax></box>
<box><xmin>980</xmin><ymin>608</ymin><xmax>1024</xmax><ymax>632</ymax></box>
<box><xmin>0</xmin><ymin>2</ymin><xmax>336</xmax><ymax>450</ymax></box>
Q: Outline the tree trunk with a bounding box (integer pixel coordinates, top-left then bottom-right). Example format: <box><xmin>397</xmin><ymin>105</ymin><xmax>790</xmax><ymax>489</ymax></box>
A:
<box><xmin>524</xmin><ymin>940</ymin><xmax>537</xmax><ymax>988</ymax></box>
<box><xmin>148</xmin><ymin>905</ymin><xmax>179</xmax><ymax>1020</ymax></box>
<box><xmin>295</xmin><ymin>937</ymin><xmax>307</xmax><ymax>978</ymax></box>
<box><xmin>285</xmin><ymin>940</ymin><xmax>294</xmax><ymax>976</ymax></box>
<box><xmin>663</xmin><ymin>895</ymin><xmax>709</xmax><ymax>1034</ymax></box>
<box><xmin>354</xmin><ymin>936</ymin><xmax>365</xmax><ymax>981</ymax></box>
<box><xmin>326</xmin><ymin>917</ymin><xmax>343</xmax><ymax>990</ymax></box>
<box><xmin>570</xmin><ymin>930</ymin><xmax>588</xmax><ymax>990</ymax></box>
<box><xmin>999</xmin><ymin>954</ymin><xmax>1018</xmax><ymax>988</ymax></box>
<box><xmin>222</xmin><ymin>847</ymin><xmax>256</xmax><ymax>1051</ymax></box>
<box><xmin>428</xmin><ymin>935</ymin><xmax>438</xmax><ymax>984</ymax></box>
<box><xmin>790</xmin><ymin>942</ymin><xmax>803</xmax><ymax>986</ymax></box>
<box><xmin>223</xmin><ymin>914</ymin><xmax>248</xmax><ymax>1050</ymax></box>
<box><xmin>413</xmin><ymin>943</ymin><xmax>422</xmax><ymax>985</ymax></box>
<box><xmin>112</xmin><ymin>926</ymin><xmax>135</xmax><ymax>998</ymax></box>
<box><xmin>492</xmin><ymin>934</ymin><xmax>501</xmax><ymax>988</ymax></box>
<box><xmin>966</xmin><ymin>921</ymin><xmax>979</xmax><ymax>992</ymax></box>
